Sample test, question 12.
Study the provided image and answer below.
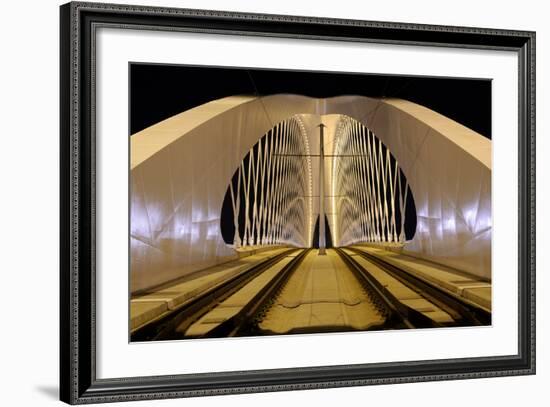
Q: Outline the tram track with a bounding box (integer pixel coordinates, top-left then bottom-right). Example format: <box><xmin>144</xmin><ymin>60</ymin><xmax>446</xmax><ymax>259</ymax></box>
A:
<box><xmin>132</xmin><ymin>245</ymin><xmax>490</xmax><ymax>341</ymax></box>
<box><xmin>334</xmin><ymin>248</ymin><xmax>432</xmax><ymax>329</ymax></box>
<box><xmin>344</xmin><ymin>247</ymin><xmax>491</xmax><ymax>326</ymax></box>
<box><xmin>182</xmin><ymin>249</ymin><xmax>310</xmax><ymax>338</ymax></box>
<box><xmin>130</xmin><ymin>248</ymin><xmax>304</xmax><ymax>341</ymax></box>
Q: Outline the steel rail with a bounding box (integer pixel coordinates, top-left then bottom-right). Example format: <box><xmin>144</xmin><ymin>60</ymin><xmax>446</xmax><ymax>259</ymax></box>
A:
<box><xmin>348</xmin><ymin>247</ymin><xmax>491</xmax><ymax>326</ymax></box>
<box><xmin>203</xmin><ymin>249</ymin><xmax>311</xmax><ymax>338</ymax></box>
<box><xmin>335</xmin><ymin>248</ymin><xmax>438</xmax><ymax>329</ymax></box>
<box><xmin>130</xmin><ymin>248</ymin><xmax>298</xmax><ymax>341</ymax></box>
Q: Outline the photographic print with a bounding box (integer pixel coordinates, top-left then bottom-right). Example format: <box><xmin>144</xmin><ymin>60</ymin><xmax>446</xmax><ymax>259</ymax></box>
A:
<box><xmin>129</xmin><ymin>64</ymin><xmax>492</xmax><ymax>341</ymax></box>
<box><xmin>60</xmin><ymin>3</ymin><xmax>535</xmax><ymax>403</ymax></box>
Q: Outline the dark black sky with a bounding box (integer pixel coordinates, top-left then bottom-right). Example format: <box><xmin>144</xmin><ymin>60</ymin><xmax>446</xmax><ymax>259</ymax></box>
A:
<box><xmin>130</xmin><ymin>63</ymin><xmax>491</xmax><ymax>139</ymax></box>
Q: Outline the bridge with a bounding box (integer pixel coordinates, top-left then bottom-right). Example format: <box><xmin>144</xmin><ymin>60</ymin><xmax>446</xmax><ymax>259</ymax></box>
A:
<box><xmin>129</xmin><ymin>94</ymin><xmax>492</xmax><ymax>340</ymax></box>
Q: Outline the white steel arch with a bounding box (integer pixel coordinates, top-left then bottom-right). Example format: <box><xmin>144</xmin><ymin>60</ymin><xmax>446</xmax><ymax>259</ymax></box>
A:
<box><xmin>131</xmin><ymin>95</ymin><xmax>491</xmax><ymax>292</ymax></box>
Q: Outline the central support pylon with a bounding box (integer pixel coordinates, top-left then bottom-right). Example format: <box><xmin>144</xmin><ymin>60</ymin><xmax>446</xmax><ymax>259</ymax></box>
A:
<box><xmin>318</xmin><ymin>123</ymin><xmax>326</xmax><ymax>255</ymax></box>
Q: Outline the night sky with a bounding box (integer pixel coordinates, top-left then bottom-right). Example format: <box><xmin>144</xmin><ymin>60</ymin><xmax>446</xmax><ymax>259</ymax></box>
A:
<box><xmin>130</xmin><ymin>63</ymin><xmax>491</xmax><ymax>245</ymax></box>
<box><xmin>130</xmin><ymin>63</ymin><xmax>491</xmax><ymax>139</ymax></box>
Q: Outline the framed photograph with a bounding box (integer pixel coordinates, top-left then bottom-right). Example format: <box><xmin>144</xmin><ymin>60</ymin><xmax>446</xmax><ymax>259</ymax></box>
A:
<box><xmin>60</xmin><ymin>1</ymin><xmax>535</xmax><ymax>404</ymax></box>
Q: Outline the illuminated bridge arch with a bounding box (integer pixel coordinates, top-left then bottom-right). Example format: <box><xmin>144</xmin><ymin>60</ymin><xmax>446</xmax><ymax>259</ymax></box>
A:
<box><xmin>220</xmin><ymin>114</ymin><xmax>417</xmax><ymax>251</ymax></box>
<box><xmin>220</xmin><ymin>116</ymin><xmax>314</xmax><ymax>248</ymax></box>
<box><xmin>131</xmin><ymin>95</ymin><xmax>491</xmax><ymax>292</ymax></box>
<box><xmin>330</xmin><ymin>115</ymin><xmax>416</xmax><ymax>247</ymax></box>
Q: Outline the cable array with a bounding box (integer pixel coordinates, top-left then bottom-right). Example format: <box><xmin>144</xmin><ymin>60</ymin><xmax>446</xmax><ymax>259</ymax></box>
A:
<box><xmin>332</xmin><ymin>116</ymin><xmax>410</xmax><ymax>247</ymax></box>
<box><xmin>228</xmin><ymin>116</ymin><xmax>313</xmax><ymax>248</ymax></box>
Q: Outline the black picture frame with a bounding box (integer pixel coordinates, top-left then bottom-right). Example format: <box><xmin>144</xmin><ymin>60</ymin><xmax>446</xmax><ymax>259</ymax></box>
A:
<box><xmin>60</xmin><ymin>1</ymin><xmax>536</xmax><ymax>404</ymax></box>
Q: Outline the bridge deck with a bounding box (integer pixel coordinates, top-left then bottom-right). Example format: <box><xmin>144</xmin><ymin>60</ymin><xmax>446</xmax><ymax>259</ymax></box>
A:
<box><xmin>352</xmin><ymin>245</ymin><xmax>491</xmax><ymax>311</ymax></box>
<box><xmin>131</xmin><ymin>246</ymin><xmax>492</xmax><ymax>340</ymax></box>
